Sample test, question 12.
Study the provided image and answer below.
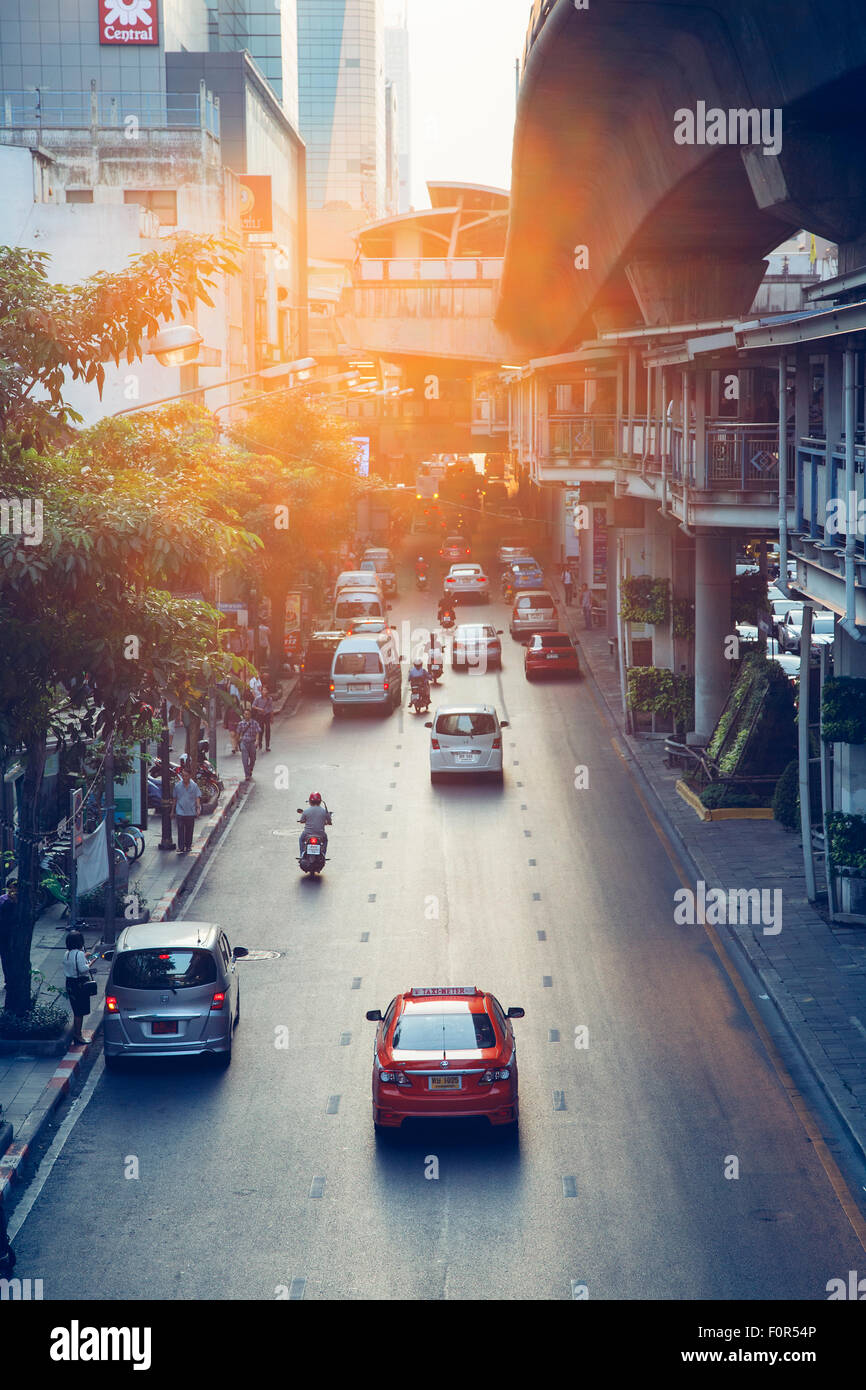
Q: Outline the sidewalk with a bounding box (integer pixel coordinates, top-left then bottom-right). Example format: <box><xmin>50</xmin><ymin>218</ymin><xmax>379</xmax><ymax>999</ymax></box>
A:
<box><xmin>0</xmin><ymin>677</ymin><xmax>297</xmax><ymax>1205</ymax></box>
<box><xmin>551</xmin><ymin>578</ymin><xmax>866</xmax><ymax>1162</ymax></box>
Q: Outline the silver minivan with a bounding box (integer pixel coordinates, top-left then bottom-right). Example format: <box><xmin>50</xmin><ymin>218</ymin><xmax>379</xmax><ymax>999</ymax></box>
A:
<box><xmin>334</xmin><ymin>570</ymin><xmax>385</xmax><ymax>604</ymax></box>
<box><xmin>333</xmin><ymin>586</ymin><xmax>388</xmax><ymax>631</ymax></box>
<box><xmin>330</xmin><ymin>632</ymin><xmax>402</xmax><ymax>715</ymax></box>
<box><xmin>102</xmin><ymin>922</ymin><xmax>247</xmax><ymax>1069</ymax></box>
<box><xmin>510</xmin><ymin>589</ymin><xmax>559</xmax><ymax>640</ymax></box>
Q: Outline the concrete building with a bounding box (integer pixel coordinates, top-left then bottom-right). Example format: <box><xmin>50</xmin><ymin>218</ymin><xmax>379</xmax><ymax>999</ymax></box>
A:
<box><xmin>297</xmin><ymin>0</ymin><xmax>385</xmax><ymax>217</ymax></box>
<box><xmin>384</xmin><ymin>78</ymin><xmax>399</xmax><ymax>216</ymax></box>
<box><xmin>384</xmin><ymin>0</ymin><xmax>410</xmax><ymax>213</ymax></box>
<box><xmin>210</xmin><ymin>0</ymin><xmax>299</xmax><ymax>124</ymax></box>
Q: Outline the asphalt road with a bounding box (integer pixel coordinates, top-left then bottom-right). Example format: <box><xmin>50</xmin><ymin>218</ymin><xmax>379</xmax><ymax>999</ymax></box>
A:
<box><xmin>10</xmin><ymin>545</ymin><xmax>866</xmax><ymax>1300</ymax></box>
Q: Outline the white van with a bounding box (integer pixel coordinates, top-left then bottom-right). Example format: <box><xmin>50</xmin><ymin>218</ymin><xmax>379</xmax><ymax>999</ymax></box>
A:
<box><xmin>333</xmin><ymin>570</ymin><xmax>385</xmax><ymax>603</ymax></box>
<box><xmin>333</xmin><ymin>587</ymin><xmax>388</xmax><ymax>631</ymax></box>
<box><xmin>330</xmin><ymin>632</ymin><xmax>402</xmax><ymax>716</ymax></box>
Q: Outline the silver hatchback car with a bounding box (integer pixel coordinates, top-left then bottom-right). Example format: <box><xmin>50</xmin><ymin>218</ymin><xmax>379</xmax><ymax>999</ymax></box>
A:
<box><xmin>102</xmin><ymin>922</ymin><xmax>247</xmax><ymax>1069</ymax></box>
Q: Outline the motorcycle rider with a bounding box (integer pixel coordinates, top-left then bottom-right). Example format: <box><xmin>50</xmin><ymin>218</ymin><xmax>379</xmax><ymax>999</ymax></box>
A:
<box><xmin>299</xmin><ymin>791</ymin><xmax>332</xmax><ymax>858</ymax></box>
<box><xmin>408</xmin><ymin>657</ymin><xmax>431</xmax><ymax>708</ymax></box>
<box><xmin>415</xmin><ymin>554</ymin><xmax>429</xmax><ymax>579</ymax></box>
<box><xmin>427</xmin><ymin>637</ymin><xmax>444</xmax><ymax>681</ymax></box>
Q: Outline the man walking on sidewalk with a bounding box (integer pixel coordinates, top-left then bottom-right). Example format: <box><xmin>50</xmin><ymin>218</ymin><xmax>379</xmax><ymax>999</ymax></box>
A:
<box><xmin>561</xmin><ymin>563</ymin><xmax>574</xmax><ymax>606</ymax></box>
<box><xmin>253</xmin><ymin>686</ymin><xmax>274</xmax><ymax>752</ymax></box>
<box><xmin>172</xmin><ymin>764</ymin><xmax>201</xmax><ymax>854</ymax></box>
<box><xmin>580</xmin><ymin>583</ymin><xmax>594</xmax><ymax>630</ymax></box>
<box><xmin>237</xmin><ymin>707</ymin><xmax>262</xmax><ymax>781</ymax></box>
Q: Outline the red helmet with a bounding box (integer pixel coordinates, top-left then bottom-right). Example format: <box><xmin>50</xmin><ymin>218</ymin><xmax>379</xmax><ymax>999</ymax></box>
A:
<box><xmin>309</xmin><ymin>792</ymin><xmax>322</xmax><ymax>805</ymax></box>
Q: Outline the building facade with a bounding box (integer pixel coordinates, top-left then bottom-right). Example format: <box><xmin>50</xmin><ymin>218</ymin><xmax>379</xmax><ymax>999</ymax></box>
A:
<box><xmin>384</xmin><ymin>1</ymin><xmax>410</xmax><ymax>213</ymax></box>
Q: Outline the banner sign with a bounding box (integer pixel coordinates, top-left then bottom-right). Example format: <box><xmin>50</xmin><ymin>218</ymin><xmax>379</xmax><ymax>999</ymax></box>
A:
<box><xmin>351</xmin><ymin>437</ymin><xmax>371</xmax><ymax>478</ymax></box>
<box><xmin>99</xmin><ymin>0</ymin><xmax>159</xmax><ymax>46</ymax></box>
<box><xmin>239</xmin><ymin>176</ymin><xmax>273</xmax><ymax>233</ymax></box>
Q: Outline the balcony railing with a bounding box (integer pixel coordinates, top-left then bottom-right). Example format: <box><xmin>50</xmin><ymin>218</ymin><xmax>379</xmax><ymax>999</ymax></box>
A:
<box><xmin>0</xmin><ymin>89</ymin><xmax>220</xmax><ymax>137</ymax></box>
<box><xmin>550</xmin><ymin>414</ymin><xmax>618</xmax><ymax>458</ymax></box>
<box><xmin>796</xmin><ymin>439</ymin><xmax>866</xmax><ymax>558</ymax></box>
<box><xmin>359</xmin><ymin>257</ymin><xmax>503</xmax><ymax>283</ymax></box>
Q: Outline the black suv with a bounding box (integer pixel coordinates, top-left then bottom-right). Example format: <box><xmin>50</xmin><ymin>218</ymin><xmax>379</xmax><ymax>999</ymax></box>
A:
<box><xmin>300</xmin><ymin>631</ymin><xmax>344</xmax><ymax>692</ymax></box>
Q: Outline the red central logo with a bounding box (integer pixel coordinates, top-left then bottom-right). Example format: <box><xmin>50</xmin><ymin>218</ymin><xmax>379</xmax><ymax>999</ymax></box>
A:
<box><xmin>99</xmin><ymin>0</ymin><xmax>159</xmax><ymax>46</ymax></box>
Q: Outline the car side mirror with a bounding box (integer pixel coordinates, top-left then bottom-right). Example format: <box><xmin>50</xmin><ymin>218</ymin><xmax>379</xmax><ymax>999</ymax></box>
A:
<box><xmin>100</xmin><ymin>950</ymin><xmax>114</xmax><ymax>962</ymax></box>
<box><xmin>424</xmin><ymin>721</ymin><xmax>433</xmax><ymax>728</ymax></box>
<box><xmin>500</xmin><ymin>720</ymin><xmax>509</xmax><ymax>728</ymax></box>
<box><xmin>296</xmin><ymin>808</ymin><xmax>304</xmax><ymax>814</ymax></box>
<box><xmin>507</xmin><ymin>1007</ymin><xmax>525</xmax><ymax>1019</ymax></box>
<box><xmin>233</xmin><ymin>946</ymin><xmax>249</xmax><ymax>959</ymax></box>
<box><xmin>496</xmin><ymin>629</ymin><xmax>503</xmax><ymax>635</ymax></box>
<box><xmin>365</xmin><ymin>1009</ymin><xmax>383</xmax><ymax>1022</ymax></box>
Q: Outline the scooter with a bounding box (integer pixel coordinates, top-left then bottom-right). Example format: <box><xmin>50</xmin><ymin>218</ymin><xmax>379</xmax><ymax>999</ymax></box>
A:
<box><xmin>427</xmin><ymin>655</ymin><xmax>443</xmax><ymax>684</ymax></box>
<box><xmin>415</xmin><ymin>570</ymin><xmax>429</xmax><ymax>591</ymax></box>
<box><xmin>297</xmin><ymin>805</ymin><xmax>331</xmax><ymax>877</ymax></box>
<box><xmin>409</xmin><ymin>676</ymin><xmax>432</xmax><ymax>714</ymax></box>
<box><xmin>439</xmin><ymin>609</ymin><xmax>457</xmax><ymax>631</ymax></box>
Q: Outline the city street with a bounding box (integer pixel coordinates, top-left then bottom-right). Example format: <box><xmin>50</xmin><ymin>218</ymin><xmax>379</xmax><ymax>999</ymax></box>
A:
<box><xmin>10</xmin><ymin>551</ymin><xmax>866</xmax><ymax>1301</ymax></box>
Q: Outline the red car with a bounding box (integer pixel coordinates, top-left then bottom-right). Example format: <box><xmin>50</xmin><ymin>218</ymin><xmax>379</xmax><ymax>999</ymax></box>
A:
<box><xmin>524</xmin><ymin>631</ymin><xmax>580</xmax><ymax>680</ymax></box>
<box><xmin>440</xmin><ymin>534</ymin><xmax>472</xmax><ymax>563</ymax></box>
<box><xmin>366</xmin><ymin>986</ymin><xmax>524</xmax><ymax>1132</ymax></box>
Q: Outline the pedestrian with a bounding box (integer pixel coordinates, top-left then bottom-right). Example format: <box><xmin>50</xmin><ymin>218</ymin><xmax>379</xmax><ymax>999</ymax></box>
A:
<box><xmin>225</xmin><ymin>701</ymin><xmax>240</xmax><ymax>755</ymax></box>
<box><xmin>248</xmin><ymin>673</ymin><xmax>263</xmax><ymax>701</ymax></box>
<box><xmin>561</xmin><ymin>563</ymin><xmax>574</xmax><ymax>606</ymax></box>
<box><xmin>253</xmin><ymin>686</ymin><xmax>274</xmax><ymax>751</ymax></box>
<box><xmin>0</xmin><ymin>879</ymin><xmax>17</xmax><ymax>987</ymax></box>
<box><xmin>0</xmin><ymin>1193</ymin><xmax>15</xmax><ymax>1279</ymax></box>
<box><xmin>237</xmin><ymin>707</ymin><xmax>262</xmax><ymax>781</ymax></box>
<box><xmin>172</xmin><ymin>763</ymin><xmax>201</xmax><ymax>855</ymax></box>
<box><xmin>580</xmin><ymin>583</ymin><xmax>594</xmax><ymax>630</ymax></box>
<box><xmin>64</xmin><ymin>929</ymin><xmax>96</xmax><ymax>1046</ymax></box>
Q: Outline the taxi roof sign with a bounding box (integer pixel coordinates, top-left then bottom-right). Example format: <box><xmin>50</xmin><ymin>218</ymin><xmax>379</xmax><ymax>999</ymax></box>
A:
<box><xmin>407</xmin><ymin>986</ymin><xmax>480</xmax><ymax>997</ymax></box>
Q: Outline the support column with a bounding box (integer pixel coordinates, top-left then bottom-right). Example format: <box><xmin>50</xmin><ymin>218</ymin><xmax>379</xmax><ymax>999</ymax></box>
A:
<box><xmin>835</xmin><ymin>624</ymin><xmax>866</xmax><ymax>914</ymax></box>
<box><xmin>690</xmin><ymin>532</ymin><xmax>734</xmax><ymax>744</ymax></box>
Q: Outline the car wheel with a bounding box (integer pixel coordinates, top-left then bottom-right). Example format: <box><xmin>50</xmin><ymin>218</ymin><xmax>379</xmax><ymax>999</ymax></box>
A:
<box><xmin>525</xmin><ymin>669</ymin><xmax>534</xmax><ymax>681</ymax></box>
<box><xmin>234</xmin><ymin>991</ymin><xmax>240</xmax><ymax>1030</ymax></box>
<box><xmin>430</xmin><ymin>771</ymin><xmax>441</xmax><ymax>785</ymax></box>
<box><xmin>332</xmin><ymin>705</ymin><xmax>343</xmax><ymax>719</ymax></box>
<box><xmin>215</xmin><ymin>1036</ymin><xmax>232</xmax><ymax>1069</ymax></box>
<box><xmin>104</xmin><ymin>1051</ymin><xmax>123</xmax><ymax>1073</ymax></box>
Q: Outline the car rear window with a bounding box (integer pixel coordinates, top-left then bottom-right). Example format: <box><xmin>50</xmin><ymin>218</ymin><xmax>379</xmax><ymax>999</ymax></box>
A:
<box><xmin>334</xmin><ymin>651</ymin><xmax>383</xmax><ymax>674</ymax></box>
<box><xmin>435</xmin><ymin>712</ymin><xmax>497</xmax><ymax>736</ymax></box>
<box><xmin>113</xmin><ymin>948</ymin><xmax>218</xmax><ymax>991</ymax></box>
<box><xmin>305</xmin><ymin>640</ymin><xmax>341</xmax><ymax>669</ymax></box>
<box><xmin>335</xmin><ymin>597</ymin><xmax>383</xmax><ymax>618</ymax></box>
<box><xmin>392</xmin><ymin>1010</ymin><xmax>497</xmax><ymax>1051</ymax></box>
<box><xmin>537</xmin><ymin>634</ymin><xmax>572</xmax><ymax>648</ymax></box>
<box><xmin>517</xmin><ymin>593</ymin><xmax>554</xmax><ymax>608</ymax></box>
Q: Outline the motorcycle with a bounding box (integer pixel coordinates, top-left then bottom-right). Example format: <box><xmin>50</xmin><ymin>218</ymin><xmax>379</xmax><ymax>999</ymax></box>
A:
<box><xmin>415</xmin><ymin>570</ymin><xmax>429</xmax><ymax>591</ymax></box>
<box><xmin>438</xmin><ymin>609</ymin><xmax>457</xmax><ymax>631</ymax></box>
<box><xmin>196</xmin><ymin>740</ymin><xmax>225</xmax><ymax>794</ymax></box>
<box><xmin>297</xmin><ymin>805</ymin><xmax>331</xmax><ymax>877</ymax></box>
<box><xmin>427</xmin><ymin>655</ymin><xmax>443</xmax><ymax>685</ymax></box>
<box><xmin>409</xmin><ymin>675</ymin><xmax>432</xmax><ymax>714</ymax></box>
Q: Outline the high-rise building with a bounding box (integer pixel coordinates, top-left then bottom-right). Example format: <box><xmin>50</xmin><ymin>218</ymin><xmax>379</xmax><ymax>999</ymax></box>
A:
<box><xmin>210</xmin><ymin>0</ymin><xmax>299</xmax><ymax>125</ymax></box>
<box><xmin>384</xmin><ymin>80</ymin><xmax>399</xmax><ymax>216</ymax></box>
<box><xmin>297</xmin><ymin>0</ymin><xmax>385</xmax><ymax>216</ymax></box>
<box><xmin>384</xmin><ymin>0</ymin><xmax>411</xmax><ymax>212</ymax></box>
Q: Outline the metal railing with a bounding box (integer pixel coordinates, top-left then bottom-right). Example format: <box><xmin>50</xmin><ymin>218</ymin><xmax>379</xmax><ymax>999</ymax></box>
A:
<box><xmin>0</xmin><ymin>89</ymin><xmax>220</xmax><ymax>137</ymax></box>
<box><xmin>549</xmin><ymin>414</ymin><xmax>617</xmax><ymax>459</ymax></box>
<box><xmin>359</xmin><ymin>257</ymin><xmax>503</xmax><ymax>283</ymax></box>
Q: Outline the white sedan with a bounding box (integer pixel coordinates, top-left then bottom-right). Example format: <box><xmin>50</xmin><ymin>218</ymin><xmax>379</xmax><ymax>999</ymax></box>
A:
<box><xmin>444</xmin><ymin>563</ymin><xmax>490</xmax><ymax>601</ymax></box>
<box><xmin>426</xmin><ymin>705</ymin><xmax>508</xmax><ymax>783</ymax></box>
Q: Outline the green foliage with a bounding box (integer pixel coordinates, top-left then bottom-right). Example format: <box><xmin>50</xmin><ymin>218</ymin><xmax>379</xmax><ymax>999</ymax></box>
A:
<box><xmin>772</xmin><ymin>760</ymin><xmax>800</xmax><ymax>830</ymax></box>
<box><xmin>0</xmin><ymin>998</ymin><xmax>69</xmax><ymax>1040</ymax></box>
<box><xmin>620</xmin><ymin>576</ymin><xmax>670</xmax><ymax>625</ymax></box>
<box><xmin>731</xmin><ymin>571</ymin><xmax>767</xmax><ymax>625</ymax></box>
<box><xmin>672</xmin><ymin>597</ymin><xmax>695</xmax><ymax>640</ymax></box>
<box><xmin>699</xmin><ymin>784</ymin><xmax>764</xmax><ymax>810</ymax></box>
<box><xmin>706</xmin><ymin>653</ymin><xmax>796</xmax><ymax>779</ymax></box>
<box><xmin>627</xmin><ymin>667</ymin><xmax>695</xmax><ymax>728</ymax></box>
<box><xmin>77</xmin><ymin>884</ymin><xmax>148</xmax><ymax>918</ymax></box>
<box><xmin>826</xmin><ymin>812</ymin><xmax>866</xmax><ymax>872</ymax></box>
<box><xmin>821</xmin><ymin>676</ymin><xmax>866</xmax><ymax>744</ymax></box>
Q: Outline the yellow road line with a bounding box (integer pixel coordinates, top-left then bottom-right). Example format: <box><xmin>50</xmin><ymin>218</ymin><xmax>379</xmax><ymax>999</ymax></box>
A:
<box><xmin>608</xmin><ymin>734</ymin><xmax>866</xmax><ymax>1253</ymax></box>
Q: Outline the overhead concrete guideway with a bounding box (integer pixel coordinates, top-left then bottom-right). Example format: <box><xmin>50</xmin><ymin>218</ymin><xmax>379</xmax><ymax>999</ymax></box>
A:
<box><xmin>499</xmin><ymin>0</ymin><xmax>866</xmax><ymax>354</ymax></box>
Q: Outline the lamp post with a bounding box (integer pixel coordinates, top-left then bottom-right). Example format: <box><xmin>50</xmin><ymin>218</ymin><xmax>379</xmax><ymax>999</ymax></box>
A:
<box><xmin>157</xmin><ymin>699</ymin><xmax>176</xmax><ymax>852</ymax></box>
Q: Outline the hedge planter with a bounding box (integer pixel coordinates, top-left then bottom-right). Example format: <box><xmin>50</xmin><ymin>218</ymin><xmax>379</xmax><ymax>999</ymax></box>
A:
<box><xmin>822</xmin><ymin>677</ymin><xmax>866</xmax><ymax>744</ymax></box>
<box><xmin>627</xmin><ymin>666</ymin><xmax>694</xmax><ymax>732</ymax></box>
<box><xmin>826</xmin><ymin>812</ymin><xmax>866</xmax><ymax>874</ymax></box>
<box><xmin>620</xmin><ymin>576</ymin><xmax>670</xmax><ymax>625</ymax></box>
<box><xmin>676</xmin><ymin>780</ymin><xmax>773</xmax><ymax>822</ymax></box>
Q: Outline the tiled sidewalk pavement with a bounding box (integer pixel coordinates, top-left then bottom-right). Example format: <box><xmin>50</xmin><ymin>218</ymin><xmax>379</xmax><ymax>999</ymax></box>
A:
<box><xmin>548</xmin><ymin>577</ymin><xmax>866</xmax><ymax>1161</ymax></box>
<box><xmin>0</xmin><ymin>677</ymin><xmax>297</xmax><ymax>1200</ymax></box>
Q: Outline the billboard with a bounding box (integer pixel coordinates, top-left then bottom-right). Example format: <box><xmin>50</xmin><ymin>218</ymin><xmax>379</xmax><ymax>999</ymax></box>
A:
<box><xmin>239</xmin><ymin>176</ymin><xmax>273</xmax><ymax>233</ymax></box>
<box><xmin>99</xmin><ymin>0</ymin><xmax>159</xmax><ymax>45</ymax></box>
<box><xmin>351</xmin><ymin>437</ymin><xmax>371</xmax><ymax>478</ymax></box>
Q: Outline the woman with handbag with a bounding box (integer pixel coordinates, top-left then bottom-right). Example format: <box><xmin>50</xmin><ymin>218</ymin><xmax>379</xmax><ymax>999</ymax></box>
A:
<box><xmin>64</xmin><ymin>929</ymin><xmax>97</xmax><ymax>1046</ymax></box>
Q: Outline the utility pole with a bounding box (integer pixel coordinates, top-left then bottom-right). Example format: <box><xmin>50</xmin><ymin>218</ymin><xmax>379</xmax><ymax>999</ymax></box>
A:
<box><xmin>157</xmin><ymin>699</ymin><xmax>176</xmax><ymax>852</ymax></box>
<box><xmin>102</xmin><ymin>731</ymin><xmax>116</xmax><ymax>946</ymax></box>
<box><xmin>798</xmin><ymin>605</ymin><xmax>817</xmax><ymax>902</ymax></box>
<box><xmin>515</xmin><ymin>58</ymin><xmax>520</xmax><ymax>108</ymax></box>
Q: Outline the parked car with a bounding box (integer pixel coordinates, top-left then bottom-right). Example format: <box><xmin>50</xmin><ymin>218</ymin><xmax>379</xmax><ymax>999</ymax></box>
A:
<box><xmin>330</xmin><ymin>631</ymin><xmax>402</xmax><ymax>715</ymax></box>
<box><xmin>444</xmin><ymin>563</ymin><xmax>490</xmax><ymax>602</ymax></box>
<box><xmin>440</xmin><ymin>534</ymin><xmax>472</xmax><ymax>563</ymax></box>
<box><xmin>426</xmin><ymin>705</ymin><xmax>509</xmax><ymax>783</ymax></box>
<box><xmin>300</xmin><ymin>631</ymin><xmax>345</xmax><ymax>692</ymax></box>
<box><xmin>777</xmin><ymin>606</ymin><xmax>835</xmax><ymax>653</ymax></box>
<box><xmin>524</xmin><ymin>631</ymin><xmax>580</xmax><ymax>680</ymax></box>
<box><xmin>361</xmin><ymin>547</ymin><xmax>398</xmax><ymax>595</ymax></box>
<box><xmin>452</xmin><ymin>623</ymin><xmax>503</xmax><ymax>670</ymax></box>
<box><xmin>102</xmin><ymin>922</ymin><xmax>247</xmax><ymax>1069</ymax></box>
<box><xmin>510</xmin><ymin>590</ymin><xmax>559</xmax><ymax>641</ymax></box>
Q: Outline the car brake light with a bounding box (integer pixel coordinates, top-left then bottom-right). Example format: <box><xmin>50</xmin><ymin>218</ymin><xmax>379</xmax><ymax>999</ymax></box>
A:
<box><xmin>379</xmin><ymin>1070</ymin><xmax>411</xmax><ymax>1085</ymax></box>
<box><xmin>105</xmin><ymin>995</ymin><xmax>118</xmax><ymax>1013</ymax></box>
<box><xmin>210</xmin><ymin>991</ymin><xmax>227</xmax><ymax>1011</ymax></box>
<box><xmin>300</xmin><ymin>662</ymin><xmax>305</xmax><ymax>670</ymax></box>
<box><xmin>384</xmin><ymin>681</ymin><xmax>389</xmax><ymax>690</ymax></box>
<box><xmin>431</xmin><ymin>737</ymin><xmax>440</xmax><ymax>749</ymax></box>
<box><xmin>479</xmin><ymin>1068</ymin><xmax>510</xmax><ymax>1083</ymax></box>
<box><xmin>329</xmin><ymin>681</ymin><xmax>335</xmax><ymax>692</ymax></box>
<box><xmin>492</xmin><ymin>737</ymin><xmax>501</xmax><ymax>749</ymax></box>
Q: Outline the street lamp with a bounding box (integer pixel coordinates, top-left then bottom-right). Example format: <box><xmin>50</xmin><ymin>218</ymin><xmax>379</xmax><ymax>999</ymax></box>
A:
<box><xmin>146</xmin><ymin>325</ymin><xmax>204</xmax><ymax>368</ymax></box>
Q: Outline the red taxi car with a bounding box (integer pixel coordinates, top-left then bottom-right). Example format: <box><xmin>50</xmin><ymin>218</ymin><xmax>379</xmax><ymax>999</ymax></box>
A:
<box><xmin>366</xmin><ymin>986</ymin><xmax>524</xmax><ymax>1132</ymax></box>
<box><xmin>524</xmin><ymin>631</ymin><xmax>581</xmax><ymax>680</ymax></box>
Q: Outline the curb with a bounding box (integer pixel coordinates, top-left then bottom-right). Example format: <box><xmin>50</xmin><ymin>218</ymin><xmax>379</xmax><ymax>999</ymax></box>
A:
<box><xmin>545</xmin><ymin>570</ymin><xmax>866</xmax><ymax>1168</ymax></box>
<box><xmin>0</xmin><ymin>767</ymin><xmax>255</xmax><ymax>1211</ymax></box>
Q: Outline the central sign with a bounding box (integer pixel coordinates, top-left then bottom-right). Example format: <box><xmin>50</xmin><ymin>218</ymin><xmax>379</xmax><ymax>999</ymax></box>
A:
<box><xmin>99</xmin><ymin>0</ymin><xmax>159</xmax><ymax>45</ymax></box>
<box><xmin>239</xmin><ymin>176</ymin><xmax>273</xmax><ymax>233</ymax></box>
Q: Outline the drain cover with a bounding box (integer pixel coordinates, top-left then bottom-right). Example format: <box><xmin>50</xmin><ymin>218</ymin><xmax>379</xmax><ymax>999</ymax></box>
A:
<box><xmin>237</xmin><ymin>950</ymin><xmax>283</xmax><ymax>962</ymax></box>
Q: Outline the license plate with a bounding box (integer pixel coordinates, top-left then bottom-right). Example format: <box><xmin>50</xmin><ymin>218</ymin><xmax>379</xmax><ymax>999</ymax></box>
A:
<box><xmin>151</xmin><ymin>1020</ymin><xmax>177</xmax><ymax>1035</ymax></box>
<box><xmin>307</xmin><ymin>843</ymin><xmax>322</xmax><ymax>856</ymax></box>
<box><xmin>547</xmin><ymin>652</ymin><xmax>561</xmax><ymax>659</ymax></box>
<box><xmin>354</xmin><ymin>683</ymin><xmax>370</xmax><ymax>692</ymax></box>
<box><xmin>429</xmin><ymin>1075</ymin><xmax>461</xmax><ymax>1090</ymax></box>
<box><xmin>455</xmin><ymin>752</ymin><xmax>477</xmax><ymax>763</ymax></box>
